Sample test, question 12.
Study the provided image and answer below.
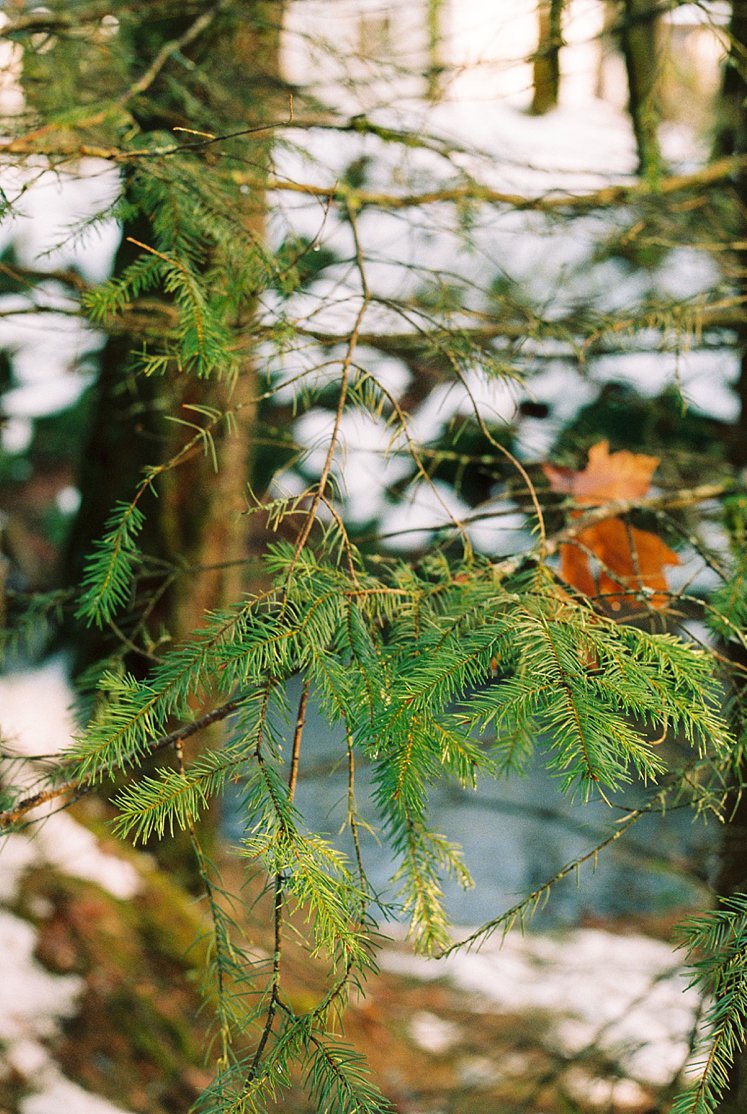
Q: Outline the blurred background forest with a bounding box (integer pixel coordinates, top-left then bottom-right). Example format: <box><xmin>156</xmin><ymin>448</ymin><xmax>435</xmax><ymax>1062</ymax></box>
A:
<box><xmin>1</xmin><ymin>2</ymin><xmax>747</xmax><ymax>1113</ymax></box>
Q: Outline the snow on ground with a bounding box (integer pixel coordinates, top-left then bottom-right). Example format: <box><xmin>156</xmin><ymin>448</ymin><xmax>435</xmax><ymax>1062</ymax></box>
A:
<box><xmin>0</xmin><ymin>659</ymin><xmax>139</xmax><ymax>899</ymax></box>
<box><xmin>20</xmin><ymin>1073</ymin><xmax>134</xmax><ymax>1114</ymax></box>
<box><xmin>0</xmin><ymin>661</ymin><xmax>138</xmax><ymax>1114</ymax></box>
<box><xmin>383</xmin><ymin>926</ymin><xmax>699</xmax><ymax>1096</ymax></box>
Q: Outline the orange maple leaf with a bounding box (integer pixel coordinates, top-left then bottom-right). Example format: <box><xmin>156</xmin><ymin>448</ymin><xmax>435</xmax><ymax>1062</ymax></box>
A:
<box><xmin>543</xmin><ymin>441</ymin><xmax>680</xmax><ymax>612</ymax></box>
<box><xmin>543</xmin><ymin>440</ymin><xmax>659</xmax><ymax>504</ymax></box>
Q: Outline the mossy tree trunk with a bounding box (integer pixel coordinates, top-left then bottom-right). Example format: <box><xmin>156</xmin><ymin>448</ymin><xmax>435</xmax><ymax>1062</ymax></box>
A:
<box><xmin>713</xmin><ymin>4</ymin><xmax>747</xmax><ymax>1108</ymax></box>
<box><xmin>619</xmin><ymin>0</ymin><xmax>663</xmax><ymax>178</ymax></box>
<box><xmin>531</xmin><ymin>0</ymin><xmax>564</xmax><ymax>116</ymax></box>
<box><xmin>56</xmin><ymin>3</ymin><xmax>285</xmax><ymax>876</ymax></box>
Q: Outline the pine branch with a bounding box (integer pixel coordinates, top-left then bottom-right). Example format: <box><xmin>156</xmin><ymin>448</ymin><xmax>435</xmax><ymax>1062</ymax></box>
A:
<box><xmin>672</xmin><ymin>896</ymin><xmax>747</xmax><ymax>1114</ymax></box>
<box><xmin>0</xmin><ymin>695</ymin><xmax>246</xmax><ymax>832</ymax></box>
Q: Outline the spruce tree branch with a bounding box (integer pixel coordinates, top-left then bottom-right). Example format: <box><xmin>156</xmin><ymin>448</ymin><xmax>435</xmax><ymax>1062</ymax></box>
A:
<box><xmin>94</xmin><ymin>294</ymin><xmax>745</xmax><ymax>348</ymax></box>
<box><xmin>175</xmin><ymin>734</ymin><xmax>234</xmax><ymax>1066</ymax></box>
<box><xmin>0</xmin><ymin>694</ymin><xmax>246</xmax><ymax>832</ymax></box>
<box><xmin>263</xmin><ymin>681</ymin><xmax>310</xmax><ymax>1068</ymax></box>
<box><xmin>246</xmin><ymin>682</ymin><xmax>286</xmax><ymax>1087</ymax></box>
<box><xmin>2</xmin><ymin>109</ymin><xmax>293</xmax><ymax>163</ymax></box>
<box><xmin>550</xmin><ymin>482</ymin><xmax>729</xmax><ymax>547</ymax></box>
<box><xmin>287</xmin><ymin>678</ymin><xmax>308</xmax><ymax>801</ymax></box>
<box><xmin>6</xmin><ymin>110</ymin><xmax>745</xmax><ymax>216</ymax></box>
<box><xmin>0</xmin><ymin>261</ymin><xmax>90</xmax><ymax>294</ymax></box>
<box><xmin>0</xmin><ymin>483</ymin><xmax>730</xmax><ymax>834</ymax></box>
<box><xmin>357</xmin><ymin>479</ymin><xmax>730</xmax><ymax>557</ymax></box>
<box><xmin>282</xmin><ymin>294</ymin><xmax>747</xmax><ymax>360</ymax></box>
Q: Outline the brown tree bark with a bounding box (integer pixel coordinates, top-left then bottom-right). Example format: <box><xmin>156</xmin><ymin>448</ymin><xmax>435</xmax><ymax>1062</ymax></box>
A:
<box><xmin>60</xmin><ymin>3</ymin><xmax>285</xmax><ymax>880</ymax></box>
<box><xmin>531</xmin><ymin>0</ymin><xmax>564</xmax><ymax>115</ymax></box>
<box><xmin>712</xmin><ymin>4</ymin><xmax>747</xmax><ymax>1108</ymax></box>
<box><xmin>65</xmin><ymin>3</ymin><xmax>284</xmax><ymax>676</ymax></box>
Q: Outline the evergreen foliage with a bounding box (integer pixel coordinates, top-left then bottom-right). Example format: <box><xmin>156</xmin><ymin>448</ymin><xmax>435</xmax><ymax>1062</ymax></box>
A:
<box><xmin>0</xmin><ymin>2</ymin><xmax>746</xmax><ymax>1111</ymax></box>
<box><xmin>673</xmin><ymin>896</ymin><xmax>747</xmax><ymax>1114</ymax></box>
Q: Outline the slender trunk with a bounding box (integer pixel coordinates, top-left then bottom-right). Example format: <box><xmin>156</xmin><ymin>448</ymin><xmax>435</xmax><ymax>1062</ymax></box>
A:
<box><xmin>66</xmin><ymin>5</ymin><xmax>282</xmax><ymax>675</ymax></box>
<box><xmin>425</xmin><ymin>0</ymin><xmax>445</xmax><ymax>103</ymax></box>
<box><xmin>619</xmin><ymin>0</ymin><xmax>663</xmax><ymax>178</ymax></box>
<box><xmin>713</xmin><ymin>4</ymin><xmax>747</xmax><ymax>1108</ymax></box>
<box><xmin>531</xmin><ymin>0</ymin><xmax>564</xmax><ymax>115</ymax></box>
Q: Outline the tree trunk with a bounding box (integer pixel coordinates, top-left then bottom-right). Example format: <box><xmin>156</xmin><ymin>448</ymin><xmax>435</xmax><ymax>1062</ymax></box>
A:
<box><xmin>713</xmin><ymin>3</ymin><xmax>747</xmax><ymax>1107</ymax></box>
<box><xmin>65</xmin><ymin>3</ymin><xmax>283</xmax><ymax>676</ymax></box>
<box><xmin>61</xmin><ymin>3</ymin><xmax>284</xmax><ymax>879</ymax></box>
<box><xmin>619</xmin><ymin>0</ymin><xmax>663</xmax><ymax>178</ymax></box>
<box><xmin>531</xmin><ymin>0</ymin><xmax>564</xmax><ymax>115</ymax></box>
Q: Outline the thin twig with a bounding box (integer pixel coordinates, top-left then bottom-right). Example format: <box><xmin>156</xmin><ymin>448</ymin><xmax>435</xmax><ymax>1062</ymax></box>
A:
<box><xmin>258</xmin><ymin>153</ymin><xmax>747</xmax><ymax>214</ymax></box>
<box><xmin>491</xmin><ymin>480</ymin><xmax>730</xmax><ymax>581</ymax></box>
<box><xmin>288</xmin><ymin>208</ymin><xmax>371</xmax><ymax>564</ymax></box>
<box><xmin>287</xmin><ymin>678</ymin><xmax>309</xmax><ymax>801</ymax></box>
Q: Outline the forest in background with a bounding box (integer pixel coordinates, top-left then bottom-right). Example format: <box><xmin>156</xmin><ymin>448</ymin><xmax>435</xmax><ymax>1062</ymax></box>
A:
<box><xmin>2</xmin><ymin>2</ymin><xmax>747</xmax><ymax>1112</ymax></box>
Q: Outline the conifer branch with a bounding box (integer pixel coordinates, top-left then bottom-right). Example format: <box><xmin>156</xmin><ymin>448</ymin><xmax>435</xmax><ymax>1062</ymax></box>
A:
<box><xmin>0</xmin><ymin>695</ymin><xmax>247</xmax><ymax>832</ymax></box>
<box><xmin>490</xmin><ymin>481</ymin><xmax>731</xmax><ymax>581</ymax></box>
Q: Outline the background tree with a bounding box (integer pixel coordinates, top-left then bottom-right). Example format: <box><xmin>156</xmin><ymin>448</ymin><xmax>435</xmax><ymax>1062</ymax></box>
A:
<box><xmin>531</xmin><ymin>0</ymin><xmax>564</xmax><ymax>114</ymax></box>
<box><xmin>1</xmin><ymin>2</ymin><xmax>747</xmax><ymax>1112</ymax></box>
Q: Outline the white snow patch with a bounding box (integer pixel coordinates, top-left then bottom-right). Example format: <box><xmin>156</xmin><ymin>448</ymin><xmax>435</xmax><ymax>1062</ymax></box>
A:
<box><xmin>1</xmin><ymin>414</ymin><xmax>33</xmax><ymax>453</ymax></box>
<box><xmin>0</xmin><ymin>657</ymin><xmax>78</xmax><ymax>765</ymax></box>
<box><xmin>33</xmin><ymin>813</ymin><xmax>140</xmax><ymax>902</ymax></box>
<box><xmin>0</xmin><ymin>911</ymin><xmax>82</xmax><ymax>1046</ymax></box>
<box><xmin>409</xmin><ymin>1010</ymin><xmax>461</xmax><ymax>1055</ymax></box>
<box><xmin>0</xmin><ymin>660</ymin><xmax>140</xmax><ymax>901</ymax></box>
<box><xmin>0</xmin><ymin>13</ymin><xmax>25</xmax><ymax>116</ymax></box>
<box><xmin>381</xmin><ymin>927</ymin><xmax>698</xmax><ymax>1088</ymax></box>
<box><xmin>20</xmin><ymin>1071</ymin><xmax>135</xmax><ymax>1114</ymax></box>
<box><xmin>0</xmin><ymin>664</ymin><xmax>140</xmax><ymax>1114</ymax></box>
<box><xmin>380</xmin><ymin>478</ymin><xmax>469</xmax><ymax>551</ymax></box>
<box><xmin>6</xmin><ymin>1039</ymin><xmax>50</xmax><ymax>1079</ymax></box>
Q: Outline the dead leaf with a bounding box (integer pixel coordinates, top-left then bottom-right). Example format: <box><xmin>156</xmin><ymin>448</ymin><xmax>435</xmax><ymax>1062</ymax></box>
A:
<box><xmin>562</xmin><ymin>519</ymin><xmax>680</xmax><ymax>612</ymax></box>
<box><xmin>544</xmin><ymin>441</ymin><xmax>680</xmax><ymax>612</ymax></box>
<box><xmin>543</xmin><ymin>440</ymin><xmax>659</xmax><ymax>505</ymax></box>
